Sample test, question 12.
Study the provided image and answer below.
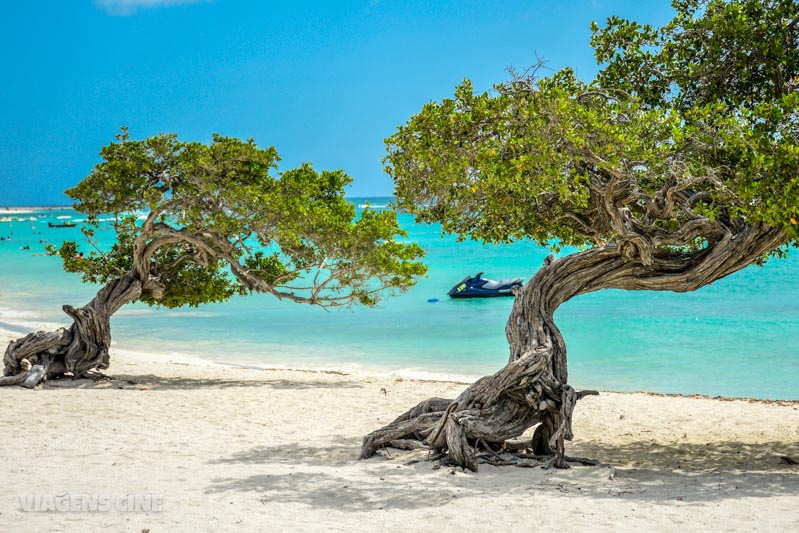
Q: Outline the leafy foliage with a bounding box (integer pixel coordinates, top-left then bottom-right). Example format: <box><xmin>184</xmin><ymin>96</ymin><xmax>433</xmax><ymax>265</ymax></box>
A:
<box><xmin>388</xmin><ymin>0</ymin><xmax>799</xmax><ymax>257</ymax></box>
<box><xmin>60</xmin><ymin>128</ymin><xmax>426</xmax><ymax>308</ymax></box>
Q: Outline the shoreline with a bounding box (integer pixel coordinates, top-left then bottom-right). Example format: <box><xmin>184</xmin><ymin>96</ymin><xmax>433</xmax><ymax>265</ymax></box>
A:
<box><xmin>0</xmin><ymin>205</ymin><xmax>72</xmax><ymax>215</ymax></box>
<box><xmin>0</xmin><ymin>200</ymin><xmax>381</xmax><ymax>216</ymax></box>
<box><xmin>0</xmin><ymin>304</ymin><xmax>487</xmax><ymax>385</ymax></box>
<box><xmin>1</xmin><ymin>313</ymin><xmax>797</xmax><ymax>403</ymax></box>
<box><xmin>3</xmin><ymin>323</ymin><xmax>798</xmax><ymax>405</ymax></box>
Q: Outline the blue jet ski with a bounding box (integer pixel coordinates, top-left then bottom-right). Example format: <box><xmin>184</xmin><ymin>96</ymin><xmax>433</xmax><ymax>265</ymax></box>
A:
<box><xmin>447</xmin><ymin>272</ymin><xmax>524</xmax><ymax>299</ymax></box>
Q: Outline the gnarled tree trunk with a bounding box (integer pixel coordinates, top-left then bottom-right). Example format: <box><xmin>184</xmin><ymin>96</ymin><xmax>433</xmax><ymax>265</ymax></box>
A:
<box><xmin>1</xmin><ymin>272</ymin><xmax>143</xmax><ymax>388</ymax></box>
<box><xmin>361</xmin><ymin>223</ymin><xmax>786</xmax><ymax>471</ymax></box>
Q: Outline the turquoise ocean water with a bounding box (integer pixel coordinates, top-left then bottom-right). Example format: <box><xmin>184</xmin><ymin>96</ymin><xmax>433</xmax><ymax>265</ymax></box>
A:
<box><xmin>0</xmin><ymin>198</ymin><xmax>797</xmax><ymax>400</ymax></box>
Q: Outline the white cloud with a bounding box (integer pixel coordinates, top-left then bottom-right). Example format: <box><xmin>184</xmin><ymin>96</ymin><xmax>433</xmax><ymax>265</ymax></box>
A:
<box><xmin>96</xmin><ymin>0</ymin><xmax>210</xmax><ymax>16</ymax></box>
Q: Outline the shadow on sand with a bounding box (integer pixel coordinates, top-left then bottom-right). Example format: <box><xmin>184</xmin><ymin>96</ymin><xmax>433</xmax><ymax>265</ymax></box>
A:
<box><xmin>204</xmin><ymin>438</ymin><xmax>799</xmax><ymax>511</ymax></box>
<box><xmin>41</xmin><ymin>373</ymin><xmax>363</xmax><ymax>391</ymax></box>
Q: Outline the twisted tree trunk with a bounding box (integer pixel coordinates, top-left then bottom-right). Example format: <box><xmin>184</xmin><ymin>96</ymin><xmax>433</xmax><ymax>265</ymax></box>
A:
<box><xmin>361</xmin><ymin>223</ymin><xmax>785</xmax><ymax>471</ymax></box>
<box><xmin>1</xmin><ymin>272</ymin><xmax>143</xmax><ymax>388</ymax></box>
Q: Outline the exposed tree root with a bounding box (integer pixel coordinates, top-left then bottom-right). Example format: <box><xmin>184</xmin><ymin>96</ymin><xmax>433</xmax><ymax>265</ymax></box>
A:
<box><xmin>385</xmin><ymin>432</ymin><xmax>616</xmax><ymax>478</ymax></box>
<box><xmin>0</xmin><ymin>358</ymin><xmax>51</xmax><ymax>389</ymax></box>
<box><xmin>1</xmin><ymin>273</ymin><xmax>142</xmax><ymax>388</ymax></box>
<box><xmin>77</xmin><ymin>371</ymin><xmax>117</xmax><ymax>382</ymax></box>
<box><xmin>361</xmin><ymin>385</ymin><xmax>597</xmax><ymax>472</ymax></box>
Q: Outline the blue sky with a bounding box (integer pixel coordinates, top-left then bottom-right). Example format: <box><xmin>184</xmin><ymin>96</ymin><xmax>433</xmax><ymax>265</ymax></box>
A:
<box><xmin>0</xmin><ymin>0</ymin><xmax>674</xmax><ymax>206</ymax></box>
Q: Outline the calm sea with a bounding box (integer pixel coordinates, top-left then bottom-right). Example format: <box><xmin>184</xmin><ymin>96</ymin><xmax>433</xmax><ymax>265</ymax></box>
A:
<box><xmin>0</xmin><ymin>198</ymin><xmax>797</xmax><ymax>399</ymax></box>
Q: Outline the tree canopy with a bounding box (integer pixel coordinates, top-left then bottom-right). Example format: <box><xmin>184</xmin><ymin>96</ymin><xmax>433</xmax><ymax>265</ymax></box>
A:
<box><xmin>388</xmin><ymin>0</ymin><xmax>799</xmax><ymax>263</ymax></box>
<box><xmin>362</xmin><ymin>0</ymin><xmax>799</xmax><ymax>471</ymax></box>
<box><xmin>59</xmin><ymin>128</ymin><xmax>426</xmax><ymax>309</ymax></box>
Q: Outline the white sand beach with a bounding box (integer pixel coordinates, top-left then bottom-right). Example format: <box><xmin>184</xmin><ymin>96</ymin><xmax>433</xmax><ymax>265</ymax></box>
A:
<box><xmin>1</xmin><ymin>325</ymin><xmax>798</xmax><ymax>532</ymax></box>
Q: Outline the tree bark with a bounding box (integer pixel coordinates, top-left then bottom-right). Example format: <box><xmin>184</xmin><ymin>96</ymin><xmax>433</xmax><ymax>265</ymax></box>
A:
<box><xmin>361</xmin><ymin>223</ymin><xmax>785</xmax><ymax>471</ymax></box>
<box><xmin>2</xmin><ymin>272</ymin><xmax>142</xmax><ymax>388</ymax></box>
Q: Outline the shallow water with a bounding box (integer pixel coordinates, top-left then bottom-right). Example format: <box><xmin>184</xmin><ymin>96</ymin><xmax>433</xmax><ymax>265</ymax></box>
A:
<box><xmin>0</xmin><ymin>199</ymin><xmax>797</xmax><ymax>399</ymax></box>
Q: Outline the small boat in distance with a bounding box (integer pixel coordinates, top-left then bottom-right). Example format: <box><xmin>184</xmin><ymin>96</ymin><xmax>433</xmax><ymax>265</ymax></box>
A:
<box><xmin>48</xmin><ymin>221</ymin><xmax>76</xmax><ymax>228</ymax></box>
<box><xmin>447</xmin><ymin>272</ymin><xmax>524</xmax><ymax>299</ymax></box>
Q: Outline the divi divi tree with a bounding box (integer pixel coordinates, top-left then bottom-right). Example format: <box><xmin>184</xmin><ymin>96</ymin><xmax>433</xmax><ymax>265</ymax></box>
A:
<box><xmin>2</xmin><ymin>129</ymin><xmax>426</xmax><ymax>388</ymax></box>
<box><xmin>362</xmin><ymin>0</ymin><xmax>799</xmax><ymax>470</ymax></box>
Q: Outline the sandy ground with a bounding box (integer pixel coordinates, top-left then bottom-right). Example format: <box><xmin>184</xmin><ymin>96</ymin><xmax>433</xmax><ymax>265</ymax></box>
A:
<box><xmin>0</xmin><ymin>328</ymin><xmax>797</xmax><ymax>532</ymax></box>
